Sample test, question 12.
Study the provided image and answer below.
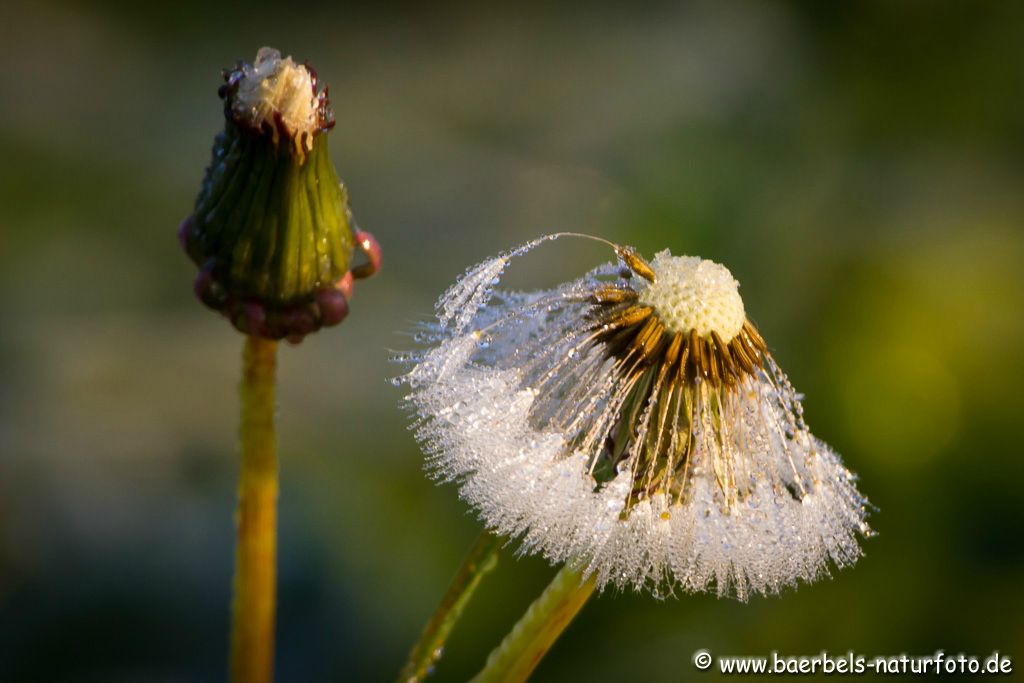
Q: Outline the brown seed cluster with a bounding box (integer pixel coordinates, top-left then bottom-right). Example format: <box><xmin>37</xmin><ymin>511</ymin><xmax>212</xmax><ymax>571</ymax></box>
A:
<box><xmin>580</xmin><ymin>277</ymin><xmax>771</xmax><ymax>506</ymax></box>
<box><xmin>589</xmin><ymin>285</ymin><xmax>768</xmax><ymax>389</ymax></box>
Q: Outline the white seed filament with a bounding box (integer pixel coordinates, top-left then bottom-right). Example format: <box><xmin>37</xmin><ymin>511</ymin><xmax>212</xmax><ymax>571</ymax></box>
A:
<box><xmin>232</xmin><ymin>47</ymin><xmax>318</xmax><ymax>142</ymax></box>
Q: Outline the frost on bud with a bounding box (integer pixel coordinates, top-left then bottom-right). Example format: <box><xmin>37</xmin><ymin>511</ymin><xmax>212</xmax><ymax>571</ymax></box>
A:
<box><xmin>180</xmin><ymin>47</ymin><xmax>380</xmax><ymax>342</ymax></box>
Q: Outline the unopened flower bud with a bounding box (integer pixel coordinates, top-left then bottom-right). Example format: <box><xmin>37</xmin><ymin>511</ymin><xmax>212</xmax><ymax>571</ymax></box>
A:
<box><xmin>181</xmin><ymin>47</ymin><xmax>380</xmax><ymax>342</ymax></box>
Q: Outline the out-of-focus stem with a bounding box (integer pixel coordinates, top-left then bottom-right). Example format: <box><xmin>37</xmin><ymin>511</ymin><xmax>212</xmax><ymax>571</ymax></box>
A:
<box><xmin>470</xmin><ymin>566</ymin><xmax>596</xmax><ymax>683</ymax></box>
<box><xmin>230</xmin><ymin>336</ymin><xmax>279</xmax><ymax>683</ymax></box>
<box><xmin>398</xmin><ymin>532</ymin><xmax>504</xmax><ymax>683</ymax></box>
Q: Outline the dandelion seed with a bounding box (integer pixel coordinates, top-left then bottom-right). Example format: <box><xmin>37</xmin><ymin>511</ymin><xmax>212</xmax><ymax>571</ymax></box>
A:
<box><xmin>399</xmin><ymin>235</ymin><xmax>872</xmax><ymax>600</ymax></box>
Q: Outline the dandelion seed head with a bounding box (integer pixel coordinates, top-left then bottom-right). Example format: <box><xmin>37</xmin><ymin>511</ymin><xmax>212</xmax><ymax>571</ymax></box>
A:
<box><xmin>638</xmin><ymin>251</ymin><xmax>746</xmax><ymax>341</ymax></box>
<box><xmin>232</xmin><ymin>47</ymin><xmax>318</xmax><ymax>140</ymax></box>
<box><xmin>398</xmin><ymin>235</ymin><xmax>872</xmax><ymax>600</ymax></box>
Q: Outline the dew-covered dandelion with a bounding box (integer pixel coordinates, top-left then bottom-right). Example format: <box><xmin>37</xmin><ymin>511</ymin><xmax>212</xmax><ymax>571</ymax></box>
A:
<box><xmin>399</xmin><ymin>234</ymin><xmax>871</xmax><ymax>600</ymax></box>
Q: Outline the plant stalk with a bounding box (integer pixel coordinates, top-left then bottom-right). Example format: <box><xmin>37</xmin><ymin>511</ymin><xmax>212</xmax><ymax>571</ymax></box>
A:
<box><xmin>231</xmin><ymin>336</ymin><xmax>279</xmax><ymax>683</ymax></box>
<box><xmin>470</xmin><ymin>566</ymin><xmax>596</xmax><ymax>683</ymax></box>
<box><xmin>398</xmin><ymin>532</ymin><xmax>504</xmax><ymax>683</ymax></box>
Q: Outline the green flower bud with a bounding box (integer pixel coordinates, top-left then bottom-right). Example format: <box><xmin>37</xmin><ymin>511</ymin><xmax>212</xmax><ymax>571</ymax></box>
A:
<box><xmin>180</xmin><ymin>47</ymin><xmax>380</xmax><ymax>341</ymax></box>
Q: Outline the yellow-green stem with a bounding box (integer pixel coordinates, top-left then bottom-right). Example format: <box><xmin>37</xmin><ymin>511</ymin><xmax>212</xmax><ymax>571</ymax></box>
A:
<box><xmin>231</xmin><ymin>336</ymin><xmax>279</xmax><ymax>683</ymax></box>
<box><xmin>470</xmin><ymin>566</ymin><xmax>596</xmax><ymax>683</ymax></box>
<box><xmin>398</xmin><ymin>532</ymin><xmax>503</xmax><ymax>683</ymax></box>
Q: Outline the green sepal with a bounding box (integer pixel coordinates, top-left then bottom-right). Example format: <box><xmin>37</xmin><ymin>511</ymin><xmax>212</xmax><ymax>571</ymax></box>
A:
<box><xmin>185</xmin><ymin>121</ymin><xmax>355</xmax><ymax>305</ymax></box>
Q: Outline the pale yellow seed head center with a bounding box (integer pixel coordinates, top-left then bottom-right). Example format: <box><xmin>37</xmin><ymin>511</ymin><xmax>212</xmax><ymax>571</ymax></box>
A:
<box><xmin>637</xmin><ymin>251</ymin><xmax>746</xmax><ymax>341</ymax></box>
<box><xmin>232</xmin><ymin>47</ymin><xmax>318</xmax><ymax>139</ymax></box>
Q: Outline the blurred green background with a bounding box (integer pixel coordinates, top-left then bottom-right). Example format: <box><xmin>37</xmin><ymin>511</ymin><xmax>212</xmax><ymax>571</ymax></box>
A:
<box><xmin>1</xmin><ymin>1</ymin><xmax>1022</xmax><ymax>680</ymax></box>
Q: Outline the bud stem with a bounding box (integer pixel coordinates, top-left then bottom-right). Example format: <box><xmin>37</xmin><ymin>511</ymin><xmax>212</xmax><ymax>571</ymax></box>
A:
<box><xmin>397</xmin><ymin>532</ymin><xmax>504</xmax><ymax>683</ymax></box>
<box><xmin>231</xmin><ymin>336</ymin><xmax>279</xmax><ymax>683</ymax></box>
<box><xmin>470</xmin><ymin>566</ymin><xmax>596</xmax><ymax>683</ymax></box>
